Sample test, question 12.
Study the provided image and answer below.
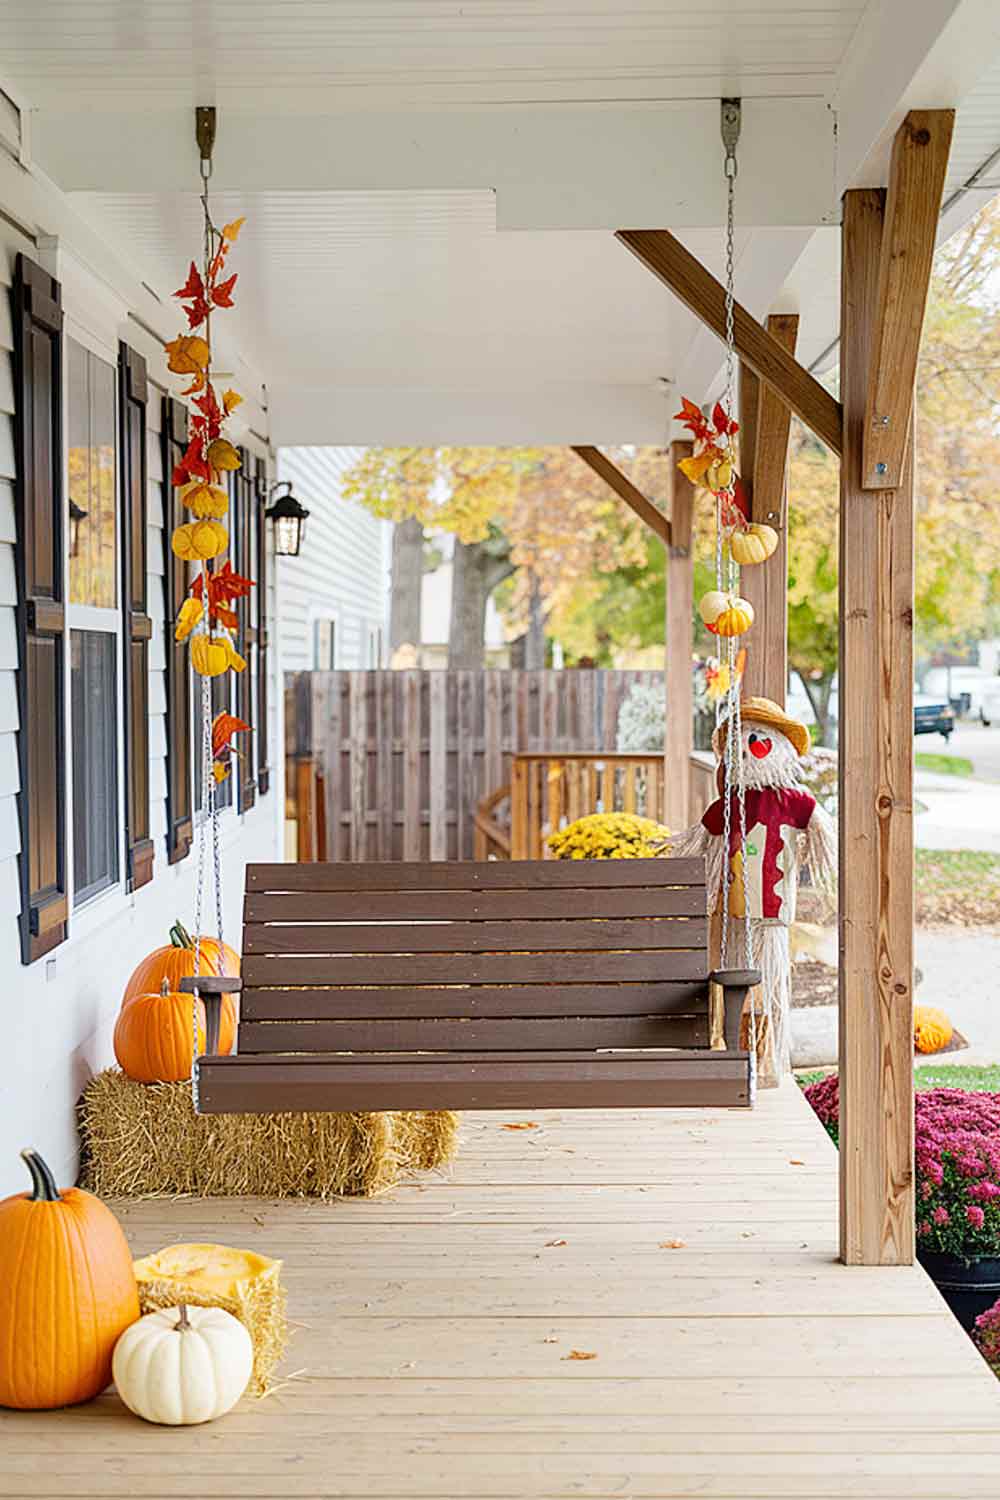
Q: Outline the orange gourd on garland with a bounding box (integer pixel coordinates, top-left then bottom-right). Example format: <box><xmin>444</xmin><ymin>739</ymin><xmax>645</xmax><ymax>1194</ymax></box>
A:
<box><xmin>115</xmin><ymin>980</ymin><xmax>208</xmax><ymax>1083</ymax></box>
<box><xmin>122</xmin><ymin>921</ymin><xmax>238</xmax><ymax>1055</ymax></box>
<box><xmin>0</xmin><ymin>1149</ymin><xmax>139</xmax><ymax>1408</ymax></box>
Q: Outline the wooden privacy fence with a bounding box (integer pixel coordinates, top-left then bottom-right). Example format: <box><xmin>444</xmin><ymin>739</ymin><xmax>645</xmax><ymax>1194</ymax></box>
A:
<box><xmin>287</xmin><ymin>668</ymin><xmax>666</xmax><ymax>862</ymax></box>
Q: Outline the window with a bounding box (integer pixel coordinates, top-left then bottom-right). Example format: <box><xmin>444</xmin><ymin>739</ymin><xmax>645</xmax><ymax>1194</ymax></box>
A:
<box><xmin>314</xmin><ymin>617</ymin><xmax>337</xmax><ymax>669</ymax></box>
<box><xmin>68</xmin><ymin>339</ymin><xmax>117</xmax><ymax>608</ymax></box>
<box><xmin>70</xmin><ymin>631</ymin><xmax>119</xmax><ymax>902</ymax></box>
<box><xmin>66</xmin><ymin>338</ymin><xmax>121</xmax><ymax>907</ymax></box>
<box><xmin>366</xmin><ymin>622</ymin><xmax>384</xmax><ymax>668</ymax></box>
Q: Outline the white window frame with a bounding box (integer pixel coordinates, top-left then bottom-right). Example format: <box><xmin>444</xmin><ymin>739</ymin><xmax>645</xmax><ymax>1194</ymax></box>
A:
<box><xmin>63</xmin><ymin>319</ymin><xmax>129</xmax><ymax>936</ymax></box>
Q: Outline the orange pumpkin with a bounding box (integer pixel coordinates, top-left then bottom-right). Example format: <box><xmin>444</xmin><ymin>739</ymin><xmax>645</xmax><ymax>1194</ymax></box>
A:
<box><xmin>122</xmin><ymin>921</ymin><xmax>239</xmax><ymax>1055</ymax></box>
<box><xmin>114</xmin><ymin>980</ymin><xmax>207</xmax><ymax>1083</ymax></box>
<box><xmin>0</xmin><ymin>1149</ymin><xmax>139</xmax><ymax>1408</ymax></box>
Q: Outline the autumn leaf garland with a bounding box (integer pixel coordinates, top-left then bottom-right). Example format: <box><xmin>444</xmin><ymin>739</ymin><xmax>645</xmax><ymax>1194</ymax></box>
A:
<box><xmin>167</xmin><ymin>212</ymin><xmax>252</xmax><ymax>782</ymax></box>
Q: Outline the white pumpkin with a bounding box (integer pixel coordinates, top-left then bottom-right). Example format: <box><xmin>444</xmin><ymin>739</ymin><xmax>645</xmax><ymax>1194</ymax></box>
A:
<box><xmin>698</xmin><ymin>590</ymin><xmax>731</xmax><ymax>627</ymax></box>
<box><xmin>112</xmin><ymin>1303</ymin><xmax>253</xmax><ymax>1425</ymax></box>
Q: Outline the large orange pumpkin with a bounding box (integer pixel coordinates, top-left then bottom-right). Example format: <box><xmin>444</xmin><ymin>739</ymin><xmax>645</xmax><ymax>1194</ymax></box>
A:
<box><xmin>122</xmin><ymin>921</ymin><xmax>239</xmax><ymax>1055</ymax></box>
<box><xmin>0</xmin><ymin>1150</ymin><xmax>139</xmax><ymax>1408</ymax></box>
<box><xmin>115</xmin><ymin>980</ymin><xmax>208</xmax><ymax>1084</ymax></box>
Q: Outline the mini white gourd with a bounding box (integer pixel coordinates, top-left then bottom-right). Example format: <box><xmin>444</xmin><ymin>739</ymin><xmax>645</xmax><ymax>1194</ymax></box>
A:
<box><xmin>112</xmin><ymin>1303</ymin><xmax>253</xmax><ymax>1425</ymax></box>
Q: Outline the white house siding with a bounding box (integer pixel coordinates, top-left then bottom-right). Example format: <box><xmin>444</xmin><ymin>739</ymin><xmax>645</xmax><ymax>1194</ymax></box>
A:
<box><xmin>0</xmin><ymin>167</ymin><xmax>281</xmax><ymax>1195</ymax></box>
<box><xmin>275</xmin><ymin>446</ymin><xmax>389</xmax><ymax>671</ymax></box>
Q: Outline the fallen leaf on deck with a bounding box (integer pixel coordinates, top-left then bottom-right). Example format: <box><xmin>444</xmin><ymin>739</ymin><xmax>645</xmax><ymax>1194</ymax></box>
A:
<box><xmin>659</xmin><ymin>1239</ymin><xmax>686</xmax><ymax>1249</ymax></box>
<box><xmin>501</xmin><ymin>1122</ymin><xmax>539</xmax><ymax>1131</ymax></box>
<box><xmin>542</xmin><ymin>1336</ymin><xmax>559</xmax><ymax>1344</ymax></box>
<box><xmin>545</xmin><ymin>1239</ymin><xmax>568</xmax><ymax>1248</ymax></box>
<box><xmin>789</xmin><ymin>1159</ymin><xmax>805</xmax><ymax>1166</ymax></box>
<box><xmin>562</xmin><ymin>1350</ymin><xmax>598</xmax><ymax>1361</ymax></box>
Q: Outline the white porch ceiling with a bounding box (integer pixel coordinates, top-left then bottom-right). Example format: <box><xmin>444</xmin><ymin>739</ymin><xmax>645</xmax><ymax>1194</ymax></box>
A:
<box><xmin>3</xmin><ymin>0</ymin><xmax>1000</xmax><ymax>443</ymax></box>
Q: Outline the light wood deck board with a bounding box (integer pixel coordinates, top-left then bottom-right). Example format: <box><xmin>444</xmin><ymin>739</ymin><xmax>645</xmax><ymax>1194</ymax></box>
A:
<box><xmin>2</xmin><ymin>1082</ymin><xmax>998</xmax><ymax>1497</ymax></box>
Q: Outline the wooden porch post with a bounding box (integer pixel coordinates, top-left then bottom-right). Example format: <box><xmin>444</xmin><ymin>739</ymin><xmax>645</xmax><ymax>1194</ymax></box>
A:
<box><xmin>664</xmin><ymin>440</ymin><xmax>694</xmax><ymax>830</ymax></box>
<box><xmin>838</xmin><ymin>111</ymin><xmax>952</xmax><ymax>1265</ymax></box>
<box><xmin>738</xmin><ymin>314</ymin><xmax>798</xmax><ymax>707</ymax></box>
<box><xmin>839</xmin><ymin>188</ymin><xmax>915</xmax><ymax>1265</ymax></box>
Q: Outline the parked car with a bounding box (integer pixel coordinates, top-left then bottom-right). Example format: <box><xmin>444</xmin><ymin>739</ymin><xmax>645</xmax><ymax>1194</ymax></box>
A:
<box><xmin>980</xmin><ymin>679</ymin><xmax>1000</xmax><ymax>726</ymax></box>
<box><xmin>922</xmin><ymin>666</ymin><xmax>996</xmax><ymax>718</ymax></box>
<box><xmin>914</xmin><ymin>692</ymin><xmax>955</xmax><ymax>741</ymax></box>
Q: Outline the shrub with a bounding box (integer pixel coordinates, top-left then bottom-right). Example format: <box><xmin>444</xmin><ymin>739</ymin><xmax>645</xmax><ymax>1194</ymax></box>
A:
<box><xmin>797</xmin><ymin>745</ymin><xmax>838</xmax><ymax>816</ymax></box>
<box><xmin>547</xmin><ymin>812</ymin><xmax>671</xmax><ymax>860</ymax></box>
<box><xmin>616</xmin><ymin>683</ymin><xmax>665</xmax><ymax>753</ymax></box>
<box><xmin>803</xmin><ymin>1076</ymin><xmax>1000</xmax><ymax>1259</ymax></box>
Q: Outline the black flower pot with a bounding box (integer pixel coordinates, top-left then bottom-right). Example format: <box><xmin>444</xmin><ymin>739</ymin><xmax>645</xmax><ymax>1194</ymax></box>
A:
<box><xmin>919</xmin><ymin>1250</ymin><xmax>1000</xmax><ymax>1333</ymax></box>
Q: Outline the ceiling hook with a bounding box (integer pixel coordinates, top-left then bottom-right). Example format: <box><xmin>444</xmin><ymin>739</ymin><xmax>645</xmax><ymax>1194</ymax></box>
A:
<box><xmin>196</xmin><ymin>106</ymin><xmax>217</xmax><ymax>165</ymax></box>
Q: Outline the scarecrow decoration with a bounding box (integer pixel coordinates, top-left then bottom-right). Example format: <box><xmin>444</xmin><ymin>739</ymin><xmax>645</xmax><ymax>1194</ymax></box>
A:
<box><xmin>672</xmin><ymin>697</ymin><xmax>837</xmax><ymax>1081</ymax></box>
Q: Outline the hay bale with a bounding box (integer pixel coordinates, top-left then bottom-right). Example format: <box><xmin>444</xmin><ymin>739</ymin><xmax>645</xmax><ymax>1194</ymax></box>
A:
<box><xmin>134</xmin><ymin>1244</ymin><xmax>287</xmax><ymax>1396</ymax></box>
<box><xmin>79</xmin><ymin>1069</ymin><xmax>458</xmax><ymax>1200</ymax></box>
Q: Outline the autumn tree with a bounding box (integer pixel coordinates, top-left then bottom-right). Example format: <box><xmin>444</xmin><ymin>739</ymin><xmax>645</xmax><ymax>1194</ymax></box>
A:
<box><xmin>341</xmin><ymin>445</ymin><xmax>649</xmax><ymax>668</ymax></box>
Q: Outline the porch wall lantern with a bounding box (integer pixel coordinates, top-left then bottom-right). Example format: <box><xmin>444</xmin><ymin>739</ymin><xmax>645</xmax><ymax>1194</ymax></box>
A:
<box><xmin>265</xmin><ymin>482</ymin><xmax>310</xmax><ymax>557</ymax></box>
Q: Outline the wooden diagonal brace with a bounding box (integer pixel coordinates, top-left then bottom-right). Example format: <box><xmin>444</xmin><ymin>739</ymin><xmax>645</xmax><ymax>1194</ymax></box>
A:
<box><xmin>748</xmin><ymin>313</ymin><xmax>799</xmax><ymax>525</ymax></box>
<box><xmin>570</xmin><ymin>445</ymin><xmax>671</xmax><ymax>546</ymax></box>
<box><xmin>862</xmin><ymin>110</ymin><xmax>954</xmax><ymax>489</ymax></box>
<box><xmin>616</xmin><ymin>228</ymin><xmax>843</xmax><ymax>458</ymax></box>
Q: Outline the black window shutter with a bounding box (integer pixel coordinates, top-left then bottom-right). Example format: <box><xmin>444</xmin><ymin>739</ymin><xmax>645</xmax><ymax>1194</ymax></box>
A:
<box><xmin>162</xmin><ymin>395</ymin><xmax>193</xmax><ymax>863</ymax></box>
<box><xmin>12</xmin><ymin>255</ymin><xmax>68</xmax><ymax>962</ymax></box>
<box><xmin>255</xmin><ymin>455</ymin><xmax>270</xmax><ymax>796</ymax></box>
<box><xmin>234</xmin><ymin>447</ymin><xmax>256</xmax><ymax>812</ymax></box>
<box><xmin>118</xmin><ymin>343</ymin><xmax>154</xmax><ymax>890</ymax></box>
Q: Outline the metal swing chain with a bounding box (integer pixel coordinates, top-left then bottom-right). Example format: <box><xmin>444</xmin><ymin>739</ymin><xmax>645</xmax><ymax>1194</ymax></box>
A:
<box><xmin>717</xmin><ymin>104</ymin><xmax>753</xmax><ymax>976</ymax></box>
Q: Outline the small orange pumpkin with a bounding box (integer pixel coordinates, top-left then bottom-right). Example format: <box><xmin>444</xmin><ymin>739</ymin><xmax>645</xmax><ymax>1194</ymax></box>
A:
<box><xmin>114</xmin><ymin>979</ymin><xmax>207</xmax><ymax>1083</ymax></box>
<box><xmin>914</xmin><ymin>1005</ymin><xmax>954</xmax><ymax>1055</ymax></box>
<box><xmin>0</xmin><ymin>1149</ymin><xmax>139</xmax><ymax>1408</ymax></box>
<box><xmin>121</xmin><ymin>922</ymin><xmax>238</xmax><ymax>1055</ymax></box>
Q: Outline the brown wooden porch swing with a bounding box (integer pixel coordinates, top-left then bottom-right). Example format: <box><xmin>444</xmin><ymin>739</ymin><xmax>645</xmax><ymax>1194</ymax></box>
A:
<box><xmin>193</xmin><ymin>857</ymin><xmax>757</xmax><ymax>1114</ymax></box>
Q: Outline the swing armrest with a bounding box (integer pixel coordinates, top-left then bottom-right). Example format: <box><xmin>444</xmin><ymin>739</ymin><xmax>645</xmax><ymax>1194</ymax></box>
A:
<box><xmin>180</xmin><ymin>975</ymin><xmax>244</xmax><ymax>1056</ymax></box>
<box><xmin>710</xmin><ymin>969</ymin><xmax>761</xmax><ymax>1052</ymax></box>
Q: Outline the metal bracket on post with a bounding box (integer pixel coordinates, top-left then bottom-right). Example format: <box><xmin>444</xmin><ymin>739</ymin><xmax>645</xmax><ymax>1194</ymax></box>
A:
<box><xmin>196</xmin><ymin>106</ymin><xmax>217</xmax><ymax>164</ymax></box>
<box><xmin>721</xmin><ymin>98</ymin><xmax>742</xmax><ymax>176</ymax></box>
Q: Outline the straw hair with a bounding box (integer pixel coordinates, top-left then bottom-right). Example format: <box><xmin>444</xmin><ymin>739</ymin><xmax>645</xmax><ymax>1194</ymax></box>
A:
<box><xmin>712</xmin><ymin>695</ymin><xmax>811</xmax><ymax>760</ymax></box>
<box><xmin>79</xmin><ymin>1069</ymin><xmax>459</xmax><ymax>1200</ymax></box>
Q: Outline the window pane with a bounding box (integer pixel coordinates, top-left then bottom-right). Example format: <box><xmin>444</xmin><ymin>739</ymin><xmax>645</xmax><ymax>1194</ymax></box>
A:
<box><xmin>68</xmin><ymin>340</ymin><xmax>117</xmax><ymax>608</ymax></box>
<box><xmin>71</xmin><ymin>630</ymin><xmax>119</xmax><ymax>904</ymax></box>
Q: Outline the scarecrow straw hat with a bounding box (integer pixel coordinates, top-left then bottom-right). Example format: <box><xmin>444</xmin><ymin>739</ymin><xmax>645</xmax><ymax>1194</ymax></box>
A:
<box><xmin>711</xmin><ymin>695</ymin><xmax>811</xmax><ymax>760</ymax></box>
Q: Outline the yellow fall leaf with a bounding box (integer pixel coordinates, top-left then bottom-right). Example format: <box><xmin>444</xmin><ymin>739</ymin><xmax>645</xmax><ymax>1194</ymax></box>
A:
<box><xmin>677</xmin><ymin>451</ymin><xmax>714</xmax><ymax>483</ymax></box>
<box><xmin>222</xmin><ymin>217</ymin><xmax>246</xmax><ymax>243</ymax></box>
<box><xmin>501</xmin><ymin>1122</ymin><xmax>538</xmax><ymax>1131</ymax></box>
<box><xmin>165</xmin><ymin>335</ymin><xmax>209</xmax><ymax>375</ymax></box>
<box><xmin>562</xmin><ymin>1350</ymin><xmax>597</xmax><ymax>1362</ymax></box>
<box><xmin>174</xmin><ymin>597</ymin><xmax>203</xmax><ymax>642</ymax></box>
<box><xmin>222</xmin><ymin>388</ymin><xmax>243</xmax><ymax>416</ymax></box>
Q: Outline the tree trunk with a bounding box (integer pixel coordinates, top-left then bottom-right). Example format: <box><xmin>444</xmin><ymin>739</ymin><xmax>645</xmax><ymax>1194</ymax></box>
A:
<box><xmin>389</xmin><ymin>517</ymin><xmax>424</xmax><ymax>655</ymax></box>
<box><xmin>523</xmin><ymin>572</ymin><xmax>547</xmax><ymax>669</ymax></box>
<box><xmin>448</xmin><ymin>537</ymin><xmax>513</xmax><ymax>669</ymax></box>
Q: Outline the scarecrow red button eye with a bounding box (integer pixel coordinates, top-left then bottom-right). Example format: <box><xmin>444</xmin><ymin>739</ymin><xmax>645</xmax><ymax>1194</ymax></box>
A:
<box><xmin>748</xmin><ymin>732</ymin><xmax>773</xmax><ymax>759</ymax></box>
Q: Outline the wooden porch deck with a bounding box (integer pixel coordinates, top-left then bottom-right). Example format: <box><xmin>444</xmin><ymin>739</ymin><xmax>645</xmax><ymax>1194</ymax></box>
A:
<box><xmin>4</xmin><ymin>1083</ymin><xmax>1000</xmax><ymax>1497</ymax></box>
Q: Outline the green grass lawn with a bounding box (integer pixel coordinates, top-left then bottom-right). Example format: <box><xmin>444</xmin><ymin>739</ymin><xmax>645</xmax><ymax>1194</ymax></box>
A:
<box><xmin>915</xmin><ymin>751</ymin><xmax>975</xmax><ymax>777</ymax></box>
<box><xmin>915</xmin><ymin>847</ymin><xmax>1000</xmax><ymax>924</ymax></box>
<box><xmin>797</xmin><ymin>1064</ymin><xmax>1000</xmax><ymax>1092</ymax></box>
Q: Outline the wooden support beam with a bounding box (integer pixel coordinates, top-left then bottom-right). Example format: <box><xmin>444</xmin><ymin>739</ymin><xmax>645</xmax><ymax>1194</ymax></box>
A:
<box><xmin>750</xmin><ymin>313</ymin><xmax>800</xmax><ymax>527</ymax></box>
<box><xmin>570</xmin><ymin>445</ymin><xmax>671</xmax><ymax>546</ymax></box>
<box><xmin>664</xmin><ymin>440</ymin><xmax>695</xmax><ymax>831</ymax></box>
<box><xmin>616</xmin><ymin>229</ymin><xmax>843</xmax><ymax>458</ymax></box>
<box><xmin>839</xmin><ymin>189</ymin><xmax>915</xmax><ymax>1267</ymax></box>
<box><xmin>863</xmin><ymin>110</ymin><xmax>955</xmax><ymax>490</ymax></box>
<box><xmin>738</xmin><ymin>314</ymin><xmax>797</xmax><ymax>704</ymax></box>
